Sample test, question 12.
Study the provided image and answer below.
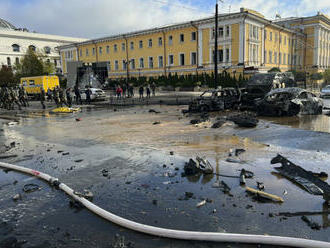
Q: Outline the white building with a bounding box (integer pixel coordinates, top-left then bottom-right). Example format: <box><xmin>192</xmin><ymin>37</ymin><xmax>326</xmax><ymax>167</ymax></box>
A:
<box><xmin>0</xmin><ymin>18</ymin><xmax>87</xmax><ymax>73</ymax></box>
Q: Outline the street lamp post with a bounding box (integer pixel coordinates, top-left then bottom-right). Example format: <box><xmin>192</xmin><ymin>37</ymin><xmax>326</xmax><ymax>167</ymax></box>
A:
<box><xmin>214</xmin><ymin>2</ymin><xmax>218</xmax><ymax>89</ymax></box>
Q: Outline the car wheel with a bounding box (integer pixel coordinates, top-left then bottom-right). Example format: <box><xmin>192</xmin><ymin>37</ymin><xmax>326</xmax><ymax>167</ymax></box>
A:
<box><xmin>199</xmin><ymin>105</ymin><xmax>209</xmax><ymax>112</ymax></box>
<box><xmin>317</xmin><ymin>106</ymin><xmax>323</xmax><ymax>114</ymax></box>
<box><xmin>276</xmin><ymin>108</ymin><xmax>283</xmax><ymax>117</ymax></box>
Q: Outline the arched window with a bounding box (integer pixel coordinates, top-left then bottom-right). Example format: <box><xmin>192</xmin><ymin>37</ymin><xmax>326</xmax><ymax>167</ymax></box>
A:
<box><xmin>7</xmin><ymin>57</ymin><xmax>11</xmax><ymax>66</ymax></box>
<box><xmin>12</xmin><ymin>44</ymin><xmax>20</xmax><ymax>52</ymax></box>
<box><xmin>44</xmin><ymin>46</ymin><xmax>51</xmax><ymax>54</ymax></box>
<box><xmin>15</xmin><ymin>57</ymin><xmax>19</xmax><ymax>65</ymax></box>
<box><xmin>29</xmin><ymin>45</ymin><xmax>36</xmax><ymax>51</ymax></box>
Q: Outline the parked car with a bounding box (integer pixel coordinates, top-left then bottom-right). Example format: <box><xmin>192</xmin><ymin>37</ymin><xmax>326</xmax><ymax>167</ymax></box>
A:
<box><xmin>255</xmin><ymin>87</ymin><xmax>323</xmax><ymax>116</ymax></box>
<box><xmin>241</xmin><ymin>72</ymin><xmax>297</xmax><ymax>107</ymax></box>
<box><xmin>188</xmin><ymin>88</ymin><xmax>241</xmax><ymax>112</ymax></box>
<box><xmin>320</xmin><ymin>85</ymin><xmax>330</xmax><ymax>98</ymax></box>
<box><xmin>80</xmin><ymin>88</ymin><xmax>106</xmax><ymax>101</ymax></box>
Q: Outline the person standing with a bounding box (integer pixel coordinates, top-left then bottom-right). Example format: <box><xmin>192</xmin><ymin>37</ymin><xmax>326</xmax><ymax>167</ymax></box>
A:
<box><xmin>40</xmin><ymin>87</ymin><xmax>46</xmax><ymax>109</ymax></box>
<box><xmin>53</xmin><ymin>86</ymin><xmax>60</xmax><ymax>107</ymax></box>
<box><xmin>146</xmin><ymin>86</ymin><xmax>151</xmax><ymax>98</ymax></box>
<box><xmin>74</xmin><ymin>84</ymin><xmax>82</xmax><ymax>105</ymax></box>
<box><xmin>85</xmin><ymin>87</ymin><xmax>92</xmax><ymax>104</ymax></box>
<box><xmin>66</xmin><ymin>88</ymin><xmax>73</xmax><ymax>107</ymax></box>
<box><xmin>139</xmin><ymin>86</ymin><xmax>144</xmax><ymax>99</ymax></box>
<box><xmin>116</xmin><ymin>85</ymin><xmax>123</xmax><ymax>99</ymax></box>
<box><xmin>151</xmin><ymin>82</ymin><xmax>156</xmax><ymax>96</ymax></box>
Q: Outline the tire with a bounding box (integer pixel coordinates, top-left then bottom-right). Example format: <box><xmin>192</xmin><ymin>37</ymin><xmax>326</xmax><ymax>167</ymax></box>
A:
<box><xmin>317</xmin><ymin>106</ymin><xmax>323</xmax><ymax>114</ymax></box>
<box><xmin>199</xmin><ymin>105</ymin><xmax>209</xmax><ymax>112</ymax></box>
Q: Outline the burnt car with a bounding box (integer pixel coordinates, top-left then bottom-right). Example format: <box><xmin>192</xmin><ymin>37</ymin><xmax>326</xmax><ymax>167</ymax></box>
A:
<box><xmin>255</xmin><ymin>88</ymin><xmax>323</xmax><ymax>116</ymax></box>
<box><xmin>241</xmin><ymin>72</ymin><xmax>297</xmax><ymax>107</ymax></box>
<box><xmin>188</xmin><ymin>88</ymin><xmax>241</xmax><ymax>112</ymax></box>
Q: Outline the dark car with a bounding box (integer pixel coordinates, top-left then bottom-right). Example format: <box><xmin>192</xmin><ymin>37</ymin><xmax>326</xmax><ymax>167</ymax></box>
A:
<box><xmin>241</xmin><ymin>72</ymin><xmax>297</xmax><ymax>107</ymax></box>
<box><xmin>255</xmin><ymin>88</ymin><xmax>323</xmax><ymax>116</ymax></box>
<box><xmin>188</xmin><ymin>88</ymin><xmax>241</xmax><ymax>112</ymax></box>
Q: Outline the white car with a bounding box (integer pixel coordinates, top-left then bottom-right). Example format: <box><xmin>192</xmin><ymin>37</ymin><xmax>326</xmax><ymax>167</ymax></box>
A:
<box><xmin>320</xmin><ymin>85</ymin><xmax>330</xmax><ymax>98</ymax></box>
<box><xmin>80</xmin><ymin>88</ymin><xmax>106</xmax><ymax>101</ymax></box>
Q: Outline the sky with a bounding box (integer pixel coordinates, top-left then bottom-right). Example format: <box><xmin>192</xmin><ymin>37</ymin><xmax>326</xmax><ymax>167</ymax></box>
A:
<box><xmin>0</xmin><ymin>0</ymin><xmax>329</xmax><ymax>39</ymax></box>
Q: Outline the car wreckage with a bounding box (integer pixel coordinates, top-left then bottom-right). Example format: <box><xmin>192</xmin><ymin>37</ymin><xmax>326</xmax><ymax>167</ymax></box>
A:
<box><xmin>255</xmin><ymin>87</ymin><xmax>323</xmax><ymax>116</ymax></box>
<box><xmin>188</xmin><ymin>88</ymin><xmax>241</xmax><ymax>112</ymax></box>
<box><xmin>241</xmin><ymin>72</ymin><xmax>297</xmax><ymax>107</ymax></box>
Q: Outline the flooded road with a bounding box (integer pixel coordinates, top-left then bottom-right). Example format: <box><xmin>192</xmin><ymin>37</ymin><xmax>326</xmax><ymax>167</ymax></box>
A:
<box><xmin>1</xmin><ymin>104</ymin><xmax>330</xmax><ymax>247</ymax></box>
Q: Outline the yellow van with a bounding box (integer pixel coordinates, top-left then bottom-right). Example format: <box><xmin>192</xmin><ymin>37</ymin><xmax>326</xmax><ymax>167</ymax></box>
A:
<box><xmin>20</xmin><ymin>75</ymin><xmax>60</xmax><ymax>95</ymax></box>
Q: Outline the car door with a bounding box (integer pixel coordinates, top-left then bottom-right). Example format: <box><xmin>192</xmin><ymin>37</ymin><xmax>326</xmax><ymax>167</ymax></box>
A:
<box><xmin>297</xmin><ymin>92</ymin><xmax>311</xmax><ymax>114</ymax></box>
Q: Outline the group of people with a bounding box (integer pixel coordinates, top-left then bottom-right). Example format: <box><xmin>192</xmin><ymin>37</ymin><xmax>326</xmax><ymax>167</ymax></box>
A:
<box><xmin>0</xmin><ymin>86</ymin><xmax>29</xmax><ymax>110</ymax></box>
<box><xmin>115</xmin><ymin>82</ymin><xmax>156</xmax><ymax>99</ymax></box>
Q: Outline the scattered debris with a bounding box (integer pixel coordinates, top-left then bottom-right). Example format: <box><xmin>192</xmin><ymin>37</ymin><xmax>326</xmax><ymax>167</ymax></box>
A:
<box><xmin>153</xmin><ymin>121</ymin><xmax>161</xmax><ymax>125</ymax></box>
<box><xmin>23</xmin><ymin>184</ymin><xmax>41</xmax><ymax>193</ymax></box>
<box><xmin>62</xmin><ymin>152</ymin><xmax>70</xmax><ymax>156</ymax></box>
<box><xmin>227</xmin><ymin>113</ymin><xmax>258</xmax><ymax>128</ymax></box>
<box><xmin>182</xmin><ymin>156</ymin><xmax>213</xmax><ymax>176</ymax></box>
<box><xmin>75</xmin><ymin>118</ymin><xmax>82</xmax><ymax>121</ymax></box>
<box><xmin>111</xmin><ymin>234</ymin><xmax>134</xmax><ymax>248</ymax></box>
<box><xmin>226</xmin><ymin>157</ymin><xmax>243</xmax><ymax>163</ymax></box>
<box><xmin>245</xmin><ymin>186</ymin><xmax>284</xmax><ymax>203</ymax></box>
<box><xmin>257</xmin><ymin>182</ymin><xmax>265</xmax><ymax>190</ymax></box>
<box><xmin>211</xmin><ymin>120</ymin><xmax>225</xmax><ymax>129</ymax></box>
<box><xmin>12</xmin><ymin>194</ymin><xmax>21</xmax><ymax>201</ymax></box>
<box><xmin>170</xmin><ymin>151</ymin><xmax>174</xmax><ymax>155</ymax></box>
<box><xmin>240</xmin><ymin>169</ymin><xmax>246</xmax><ymax>185</ymax></box>
<box><xmin>73</xmin><ymin>190</ymin><xmax>94</xmax><ymax>201</ymax></box>
<box><xmin>279</xmin><ymin>210</ymin><xmax>330</xmax><ymax>217</ymax></box>
<box><xmin>101</xmin><ymin>169</ymin><xmax>109</xmax><ymax>177</ymax></box>
<box><xmin>271</xmin><ymin>154</ymin><xmax>330</xmax><ymax>202</ymax></box>
<box><xmin>283</xmin><ymin>190</ymin><xmax>288</xmax><ymax>195</ymax></box>
<box><xmin>0</xmin><ymin>155</ymin><xmax>18</xmax><ymax>159</ymax></box>
<box><xmin>149</xmin><ymin>109</ymin><xmax>160</xmax><ymax>114</ymax></box>
<box><xmin>74</xmin><ymin>159</ymin><xmax>83</xmax><ymax>163</ymax></box>
<box><xmin>196</xmin><ymin>200</ymin><xmax>206</xmax><ymax>208</ymax></box>
<box><xmin>57</xmin><ymin>150</ymin><xmax>63</xmax><ymax>153</ymax></box>
<box><xmin>301</xmin><ymin>216</ymin><xmax>321</xmax><ymax>230</ymax></box>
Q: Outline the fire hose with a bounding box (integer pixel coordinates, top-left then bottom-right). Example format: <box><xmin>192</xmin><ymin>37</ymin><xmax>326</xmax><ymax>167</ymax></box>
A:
<box><xmin>1</xmin><ymin>161</ymin><xmax>329</xmax><ymax>248</ymax></box>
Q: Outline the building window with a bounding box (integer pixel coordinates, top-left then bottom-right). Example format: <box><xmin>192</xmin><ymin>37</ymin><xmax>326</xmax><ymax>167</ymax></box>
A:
<box><xmin>158</xmin><ymin>56</ymin><xmax>163</xmax><ymax>68</ymax></box>
<box><xmin>218</xmin><ymin>27</ymin><xmax>224</xmax><ymax>38</ymax></box>
<box><xmin>226</xmin><ymin>48</ymin><xmax>230</xmax><ymax>62</ymax></box>
<box><xmin>284</xmin><ymin>36</ymin><xmax>287</xmax><ymax>45</ymax></box>
<box><xmin>29</xmin><ymin>45</ymin><xmax>36</xmax><ymax>51</ymax></box>
<box><xmin>191</xmin><ymin>52</ymin><xmax>197</xmax><ymax>65</ymax></box>
<box><xmin>44</xmin><ymin>46</ymin><xmax>51</xmax><ymax>54</ymax></box>
<box><xmin>99</xmin><ymin>47</ymin><xmax>102</xmax><ymax>55</ymax></box>
<box><xmin>131</xmin><ymin>59</ymin><xmax>135</xmax><ymax>69</ymax></box>
<box><xmin>14</xmin><ymin>57</ymin><xmax>18</xmax><ymax>65</ymax></box>
<box><xmin>158</xmin><ymin>37</ymin><xmax>162</xmax><ymax>46</ymax></box>
<box><xmin>148</xmin><ymin>39</ymin><xmax>152</xmax><ymax>47</ymax></box>
<box><xmin>106</xmin><ymin>46</ymin><xmax>110</xmax><ymax>54</ymax></box>
<box><xmin>264</xmin><ymin>51</ymin><xmax>267</xmax><ymax>63</ymax></box>
<box><xmin>123</xmin><ymin>60</ymin><xmax>127</xmax><ymax>70</ymax></box>
<box><xmin>149</xmin><ymin>57</ymin><xmax>153</xmax><ymax>68</ymax></box>
<box><xmin>264</xmin><ymin>30</ymin><xmax>267</xmax><ymax>40</ymax></box>
<box><xmin>179</xmin><ymin>54</ymin><xmax>185</xmax><ymax>66</ymax></box>
<box><xmin>226</xmin><ymin>26</ymin><xmax>230</xmax><ymax>37</ymax></box>
<box><xmin>169</xmin><ymin>55</ymin><xmax>174</xmax><ymax>65</ymax></box>
<box><xmin>139</xmin><ymin>58</ymin><xmax>144</xmax><ymax>68</ymax></box>
<box><xmin>274</xmin><ymin>52</ymin><xmax>278</xmax><ymax>64</ymax></box>
<box><xmin>275</xmin><ymin>33</ymin><xmax>278</xmax><ymax>42</ymax></box>
<box><xmin>283</xmin><ymin>53</ymin><xmax>286</xmax><ymax>65</ymax></box>
<box><xmin>130</xmin><ymin>42</ymin><xmax>134</xmax><ymax>50</ymax></box>
<box><xmin>279</xmin><ymin>35</ymin><xmax>282</xmax><ymax>44</ymax></box>
<box><xmin>169</xmin><ymin>35</ymin><xmax>173</xmax><ymax>45</ymax></box>
<box><xmin>180</xmin><ymin>34</ymin><xmax>184</xmax><ymax>43</ymax></box>
<box><xmin>12</xmin><ymin>44</ymin><xmax>20</xmax><ymax>52</ymax></box>
<box><xmin>115</xmin><ymin>60</ymin><xmax>119</xmax><ymax>70</ymax></box>
<box><xmin>269</xmin><ymin>51</ymin><xmax>272</xmax><ymax>63</ymax></box>
<box><xmin>7</xmin><ymin>57</ymin><xmax>11</xmax><ymax>66</ymax></box>
<box><xmin>288</xmin><ymin>54</ymin><xmax>291</xmax><ymax>65</ymax></box>
<box><xmin>279</xmin><ymin>52</ymin><xmax>282</xmax><ymax>64</ymax></box>
<box><xmin>122</xmin><ymin>43</ymin><xmax>125</xmax><ymax>51</ymax></box>
<box><xmin>270</xmin><ymin>32</ymin><xmax>272</xmax><ymax>41</ymax></box>
<box><xmin>92</xmin><ymin>47</ymin><xmax>96</xmax><ymax>55</ymax></box>
<box><xmin>191</xmin><ymin>32</ymin><xmax>196</xmax><ymax>41</ymax></box>
<box><xmin>86</xmin><ymin>48</ymin><xmax>89</xmax><ymax>56</ymax></box>
<box><xmin>213</xmin><ymin>50</ymin><xmax>223</xmax><ymax>63</ymax></box>
<box><xmin>79</xmin><ymin>49</ymin><xmax>82</xmax><ymax>57</ymax></box>
<box><xmin>114</xmin><ymin>44</ymin><xmax>118</xmax><ymax>52</ymax></box>
<box><xmin>139</xmin><ymin>40</ymin><xmax>143</xmax><ymax>49</ymax></box>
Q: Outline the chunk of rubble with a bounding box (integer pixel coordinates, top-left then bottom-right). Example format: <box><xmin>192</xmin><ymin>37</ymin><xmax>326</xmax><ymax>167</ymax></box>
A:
<box><xmin>227</xmin><ymin>113</ymin><xmax>258</xmax><ymax>128</ymax></box>
<box><xmin>211</xmin><ymin>120</ymin><xmax>226</xmax><ymax>128</ymax></box>
<box><xmin>182</xmin><ymin>156</ymin><xmax>213</xmax><ymax>176</ymax></box>
<box><xmin>271</xmin><ymin>154</ymin><xmax>330</xmax><ymax>202</ymax></box>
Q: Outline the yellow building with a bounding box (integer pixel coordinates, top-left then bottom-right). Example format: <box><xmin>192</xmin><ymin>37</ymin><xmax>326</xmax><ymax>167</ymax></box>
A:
<box><xmin>58</xmin><ymin>8</ymin><xmax>330</xmax><ymax>84</ymax></box>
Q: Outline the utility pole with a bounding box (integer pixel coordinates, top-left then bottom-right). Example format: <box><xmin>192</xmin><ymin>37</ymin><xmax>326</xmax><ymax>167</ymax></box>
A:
<box><xmin>214</xmin><ymin>2</ymin><xmax>218</xmax><ymax>89</ymax></box>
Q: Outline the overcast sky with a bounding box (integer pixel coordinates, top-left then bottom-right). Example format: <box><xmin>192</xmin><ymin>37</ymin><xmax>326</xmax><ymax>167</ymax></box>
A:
<box><xmin>0</xmin><ymin>0</ymin><xmax>329</xmax><ymax>39</ymax></box>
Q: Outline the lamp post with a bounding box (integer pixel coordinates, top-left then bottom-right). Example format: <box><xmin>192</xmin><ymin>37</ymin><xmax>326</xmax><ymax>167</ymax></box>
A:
<box><xmin>214</xmin><ymin>1</ymin><xmax>218</xmax><ymax>89</ymax></box>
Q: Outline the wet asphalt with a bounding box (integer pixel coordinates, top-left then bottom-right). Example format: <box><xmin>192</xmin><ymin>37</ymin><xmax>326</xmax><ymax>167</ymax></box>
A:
<box><xmin>1</xmin><ymin>101</ymin><xmax>330</xmax><ymax>247</ymax></box>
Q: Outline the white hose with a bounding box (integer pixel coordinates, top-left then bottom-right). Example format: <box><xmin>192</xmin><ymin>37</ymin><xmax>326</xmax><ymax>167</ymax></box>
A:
<box><xmin>1</xmin><ymin>161</ymin><xmax>329</xmax><ymax>248</ymax></box>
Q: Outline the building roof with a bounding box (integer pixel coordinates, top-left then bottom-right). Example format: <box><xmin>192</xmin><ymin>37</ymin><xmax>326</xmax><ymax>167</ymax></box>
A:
<box><xmin>0</xmin><ymin>18</ymin><xmax>16</xmax><ymax>30</ymax></box>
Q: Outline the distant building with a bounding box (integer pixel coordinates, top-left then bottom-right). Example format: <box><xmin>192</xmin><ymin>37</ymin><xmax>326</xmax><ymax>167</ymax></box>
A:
<box><xmin>0</xmin><ymin>18</ymin><xmax>87</xmax><ymax>73</ymax></box>
<box><xmin>58</xmin><ymin>8</ymin><xmax>330</xmax><ymax>85</ymax></box>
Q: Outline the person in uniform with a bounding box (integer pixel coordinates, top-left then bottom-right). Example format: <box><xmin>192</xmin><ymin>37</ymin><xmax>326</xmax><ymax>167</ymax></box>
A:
<box><xmin>40</xmin><ymin>87</ymin><xmax>46</xmax><ymax>109</ymax></box>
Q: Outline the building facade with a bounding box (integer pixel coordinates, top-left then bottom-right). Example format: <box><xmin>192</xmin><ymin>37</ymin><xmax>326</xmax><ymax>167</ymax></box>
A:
<box><xmin>58</xmin><ymin>8</ymin><xmax>330</xmax><ymax>83</ymax></box>
<box><xmin>0</xmin><ymin>18</ymin><xmax>87</xmax><ymax>73</ymax></box>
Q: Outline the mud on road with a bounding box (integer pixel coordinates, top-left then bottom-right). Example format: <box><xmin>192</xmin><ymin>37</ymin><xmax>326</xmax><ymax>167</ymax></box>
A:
<box><xmin>1</xmin><ymin>104</ymin><xmax>330</xmax><ymax>247</ymax></box>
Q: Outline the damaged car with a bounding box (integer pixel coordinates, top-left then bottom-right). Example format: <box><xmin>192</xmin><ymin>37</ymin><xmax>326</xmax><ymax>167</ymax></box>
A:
<box><xmin>241</xmin><ymin>72</ymin><xmax>297</xmax><ymax>107</ymax></box>
<box><xmin>188</xmin><ymin>88</ymin><xmax>240</xmax><ymax>112</ymax></box>
<box><xmin>255</xmin><ymin>88</ymin><xmax>323</xmax><ymax>116</ymax></box>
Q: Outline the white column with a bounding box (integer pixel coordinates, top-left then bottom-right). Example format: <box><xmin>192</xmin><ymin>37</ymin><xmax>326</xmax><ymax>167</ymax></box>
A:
<box><xmin>314</xmin><ymin>26</ymin><xmax>320</xmax><ymax>66</ymax></box>
<box><xmin>198</xmin><ymin>28</ymin><xmax>203</xmax><ymax>67</ymax></box>
<box><xmin>239</xmin><ymin>21</ymin><xmax>244</xmax><ymax>63</ymax></box>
